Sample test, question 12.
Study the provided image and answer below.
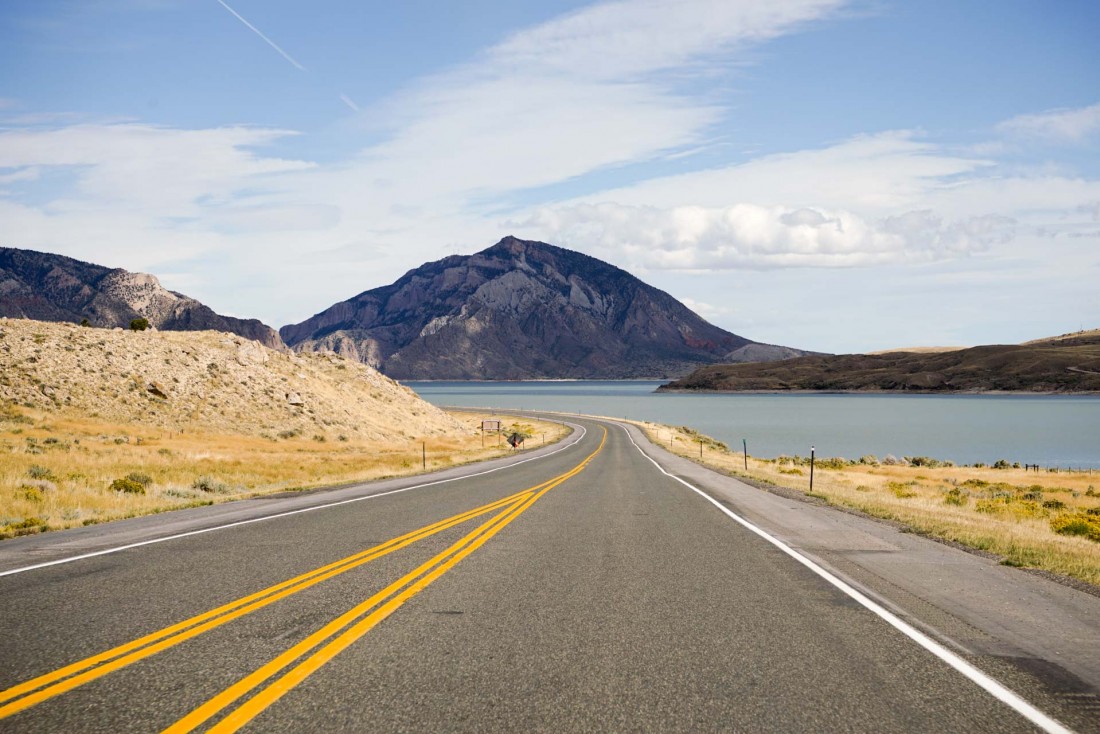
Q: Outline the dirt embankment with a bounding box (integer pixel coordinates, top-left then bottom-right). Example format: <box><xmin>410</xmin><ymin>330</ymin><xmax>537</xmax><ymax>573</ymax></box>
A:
<box><xmin>0</xmin><ymin>317</ymin><xmax>461</xmax><ymax>440</ymax></box>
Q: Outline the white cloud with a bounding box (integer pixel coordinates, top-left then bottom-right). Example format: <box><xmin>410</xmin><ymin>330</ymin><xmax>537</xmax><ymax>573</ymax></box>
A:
<box><xmin>509</xmin><ymin>128</ymin><xmax>1100</xmax><ymax>273</ymax></box>
<box><xmin>538</xmin><ymin>131</ymin><xmax>990</xmax><ymax>213</ymax></box>
<box><xmin>520</xmin><ymin>201</ymin><xmax>1013</xmax><ymax>269</ymax></box>
<box><xmin>0</xmin><ymin>123</ymin><xmax>311</xmax><ymax>213</ymax></box>
<box><xmin>0</xmin><ymin>167</ymin><xmax>39</xmax><ymax>185</ymax></box>
<box><xmin>996</xmin><ymin>102</ymin><xmax>1100</xmax><ymax>144</ymax></box>
<box><xmin>485</xmin><ymin>0</ymin><xmax>844</xmax><ymax>79</ymax></box>
<box><xmin>678</xmin><ymin>297</ymin><xmax>734</xmax><ymax>319</ymax></box>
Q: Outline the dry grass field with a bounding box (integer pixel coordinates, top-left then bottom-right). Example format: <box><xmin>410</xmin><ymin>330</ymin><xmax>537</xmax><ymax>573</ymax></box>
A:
<box><xmin>0</xmin><ymin>405</ymin><xmax>566</xmax><ymax>538</ymax></box>
<box><xmin>637</xmin><ymin>421</ymin><xmax>1100</xmax><ymax>587</ymax></box>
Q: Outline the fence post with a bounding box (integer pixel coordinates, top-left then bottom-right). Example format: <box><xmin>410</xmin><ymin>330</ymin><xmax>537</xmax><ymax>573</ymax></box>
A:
<box><xmin>810</xmin><ymin>445</ymin><xmax>815</xmax><ymax>493</ymax></box>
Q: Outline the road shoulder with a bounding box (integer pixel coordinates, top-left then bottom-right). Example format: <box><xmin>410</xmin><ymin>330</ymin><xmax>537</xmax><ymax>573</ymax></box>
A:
<box><xmin>615</xmin><ymin>418</ymin><xmax>1100</xmax><ymax>728</ymax></box>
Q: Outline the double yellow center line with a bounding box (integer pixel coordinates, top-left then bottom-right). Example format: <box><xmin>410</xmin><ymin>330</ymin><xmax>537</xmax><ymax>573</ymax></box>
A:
<box><xmin>0</xmin><ymin>428</ymin><xmax>605</xmax><ymax>731</ymax></box>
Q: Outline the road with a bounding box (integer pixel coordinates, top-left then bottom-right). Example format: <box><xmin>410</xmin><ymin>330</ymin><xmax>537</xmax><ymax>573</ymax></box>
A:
<box><xmin>0</xmin><ymin>416</ymin><xmax>1096</xmax><ymax>732</ymax></box>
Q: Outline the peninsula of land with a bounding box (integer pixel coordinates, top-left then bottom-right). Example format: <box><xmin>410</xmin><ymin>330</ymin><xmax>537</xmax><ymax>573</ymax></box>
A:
<box><xmin>658</xmin><ymin>330</ymin><xmax>1100</xmax><ymax>394</ymax></box>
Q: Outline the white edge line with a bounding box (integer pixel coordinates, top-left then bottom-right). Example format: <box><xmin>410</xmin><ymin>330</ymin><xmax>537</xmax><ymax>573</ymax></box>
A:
<box><xmin>615</xmin><ymin>421</ymin><xmax>1073</xmax><ymax>734</ymax></box>
<box><xmin>0</xmin><ymin>421</ymin><xmax>586</xmax><ymax>579</ymax></box>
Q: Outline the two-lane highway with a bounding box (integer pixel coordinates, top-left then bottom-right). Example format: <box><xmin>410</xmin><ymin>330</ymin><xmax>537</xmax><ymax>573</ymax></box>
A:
<box><xmin>0</xmin><ymin>417</ymin><xmax>1081</xmax><ymax>732</ymax></box>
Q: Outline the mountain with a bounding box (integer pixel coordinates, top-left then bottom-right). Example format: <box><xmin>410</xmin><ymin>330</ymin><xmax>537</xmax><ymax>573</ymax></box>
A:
<box><xmin>281</xmin><ymin>236</ymin><xmax>808</xmax><ymax>379</ymax></box>
<box><xmin>658</xmin><ymin>334</ymin><xmax>1100</xmax><ymax>393</ymax></box>
<box><xmin>0</xmin><ymin>248</ymin><xmax>283</xmax><ymax>349</ymax></box>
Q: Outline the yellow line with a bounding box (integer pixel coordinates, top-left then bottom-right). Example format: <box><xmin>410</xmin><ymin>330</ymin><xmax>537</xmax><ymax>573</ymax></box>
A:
<box><xmin>172</xmin><ymin>428</ymin><xmax>606</xmax><ymax>734</ymax></box>
<box><xmin>0</xmin><ymin>484</ymin><xmax>546</xmax><ymax>720</ymax></box>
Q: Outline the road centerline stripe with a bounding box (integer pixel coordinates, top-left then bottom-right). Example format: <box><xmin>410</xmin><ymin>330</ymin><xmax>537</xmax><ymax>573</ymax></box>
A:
<box><xmin>0</xmin><ymin>484</ymin><xmax>550</xmax><ymax>720</ymax></box>
<box><xmin>168</xmin><ymin>428</ymin><xmax>607</xmax><ymax>734</ymax></box>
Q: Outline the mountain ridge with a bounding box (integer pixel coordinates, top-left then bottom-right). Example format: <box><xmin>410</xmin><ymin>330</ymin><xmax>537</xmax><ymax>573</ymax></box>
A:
<box><xmin>0</xmin><ymin>248</ymin><xmax>284</xmax><ymax>349</ymax></box>
<box><xmin>281</xmin><ymin>236</ymin><xmax>809</xmax><ymax>379</ymax></box>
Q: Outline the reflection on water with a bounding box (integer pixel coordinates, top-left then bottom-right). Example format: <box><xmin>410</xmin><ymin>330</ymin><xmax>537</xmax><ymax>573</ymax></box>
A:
<box><xmin>405</xmin><ymin>381</ymin><xmax>1100</xmax><ymax>469</ymax></box>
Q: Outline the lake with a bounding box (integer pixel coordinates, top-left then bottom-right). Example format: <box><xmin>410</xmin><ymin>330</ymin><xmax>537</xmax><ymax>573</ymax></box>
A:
<box><xmin>405</xmin><ymin>381</ymin><xmax>1100</xmax><ymax>470</ymax></box>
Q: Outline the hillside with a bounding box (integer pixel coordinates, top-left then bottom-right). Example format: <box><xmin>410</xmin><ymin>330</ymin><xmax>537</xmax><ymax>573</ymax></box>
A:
<box><xmin>0</xmin><ymin>318</ymin><xmax>461</xmax><ymax>440</ymax></box>
<box><xmin>0</xmin><ymin>248</ymin><xmax>283</xmax><ymax>349</ymax></box>
<box><xmin>658</xmin><ymin>338</ymin><xmax>1100</xmax><ymax>393</ymax></box>
<box><xmin>281</xmin><ymin>236</ymin><xmax>810</xmax><ymax>379</ymax></box>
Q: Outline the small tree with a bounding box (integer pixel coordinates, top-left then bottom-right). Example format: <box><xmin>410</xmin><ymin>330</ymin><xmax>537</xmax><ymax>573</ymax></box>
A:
<box><xmin>130</xmin><ymin>317</ymin><xmax>150</xmax><ymax>332</ymax></box>
<box><xmin>79</xmin><ymin>318</ymin><xmax>90</xmax><ymax>327</ymax></box>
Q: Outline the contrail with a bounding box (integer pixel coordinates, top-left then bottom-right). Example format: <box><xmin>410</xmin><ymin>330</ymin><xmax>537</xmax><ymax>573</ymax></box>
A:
<box><xmin>215</xmin><ymin>0</ymin><xmax>306</xmax><ymax>71</ymax></box>
<box><xmin>339</xmin><ymin>94</ymin><xmax>360</xmax><ymax>112</ymax></box>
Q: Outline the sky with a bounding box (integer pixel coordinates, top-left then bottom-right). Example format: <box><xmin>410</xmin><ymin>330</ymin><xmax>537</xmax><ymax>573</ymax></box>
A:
<box><xmin>1</xmin><ymin>0</ymin><xmax>1098</xmax><ymax>353</ymax></box>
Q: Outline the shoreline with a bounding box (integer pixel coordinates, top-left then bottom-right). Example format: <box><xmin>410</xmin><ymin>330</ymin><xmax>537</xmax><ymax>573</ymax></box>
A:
<box><xmin>654</xmin><ymin>387</ymin><xmax>1100</xmax><ymax>396</ymax></box>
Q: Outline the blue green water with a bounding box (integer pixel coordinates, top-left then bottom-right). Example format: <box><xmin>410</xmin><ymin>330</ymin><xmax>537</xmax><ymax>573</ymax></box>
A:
<box><xmin>405</xmin><ymin>381</ymin><xmax>1100</xmax><ymax>469</ymax></box>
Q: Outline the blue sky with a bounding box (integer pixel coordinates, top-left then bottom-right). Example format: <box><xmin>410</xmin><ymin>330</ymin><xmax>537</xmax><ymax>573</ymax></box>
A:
<box><xmin>1</xmin><ymin>0</ymin><xmax>1098</xmax><ymax>352</ymax></box>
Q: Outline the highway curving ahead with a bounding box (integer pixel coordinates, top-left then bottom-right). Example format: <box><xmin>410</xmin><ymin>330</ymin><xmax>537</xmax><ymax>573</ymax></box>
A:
<box><xmin>0</xmin><ymin>416</ymin><xmax>1094</xmax><ymax>732</ymax></box>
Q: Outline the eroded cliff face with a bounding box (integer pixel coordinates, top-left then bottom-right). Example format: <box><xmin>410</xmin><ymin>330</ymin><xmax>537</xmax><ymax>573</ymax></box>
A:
<box><xmin>0</xmin><ymin>248</ymin><xmax>284</xmax><ymax>350</ymax></box>
<box><xmin>281</xmin><ymin>236</ymin><xmax>762</xmax><ymax>379</ymax></box>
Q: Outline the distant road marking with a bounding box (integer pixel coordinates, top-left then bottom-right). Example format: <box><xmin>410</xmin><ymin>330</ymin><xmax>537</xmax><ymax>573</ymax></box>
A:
<box><xmin>0</xmin><ymin>487</ymin><xmax>542</xmax><ymax>720</ymax></box>
<box><xmin>0</xmin><ymin>422</ymin><xmax>585</xmax><ymax>579</ymax></box>
<box><xmin>618</xmin><ymin>422</ymin><xmax>1073</xmax><ymax>734</ymax></box>
<box><xmin>167</xmin><ymin>428</ymin><xmax>608</xmax><ymax>734</ymax></box>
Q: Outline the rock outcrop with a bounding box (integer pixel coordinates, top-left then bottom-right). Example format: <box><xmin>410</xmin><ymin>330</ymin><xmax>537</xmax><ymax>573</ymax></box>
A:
<box><xmin>282</xmin><ymin>236</ymin><xmax>810</xmax><ymax>379</ymax></box>
<box><xmin>0</xmin><ymin>248</ymin><xmax>284</xmax><ymax>349</ymax></box>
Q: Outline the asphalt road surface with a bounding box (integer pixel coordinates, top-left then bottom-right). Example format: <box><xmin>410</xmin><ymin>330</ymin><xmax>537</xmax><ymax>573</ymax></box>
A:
<box><xmin>0</xmin><ymin>416</ymin><xmax>1095</xmax><ymax>732</ymax></box>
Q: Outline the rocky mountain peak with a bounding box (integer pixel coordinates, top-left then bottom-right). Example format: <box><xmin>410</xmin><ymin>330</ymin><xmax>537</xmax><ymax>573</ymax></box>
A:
<box><xmin>280</xmin><ymin>236</ymin><xmax>808</xmax><ymax>379</ymax></box>
<box><xmin>0</xmin><ymin>247</ymin><xmax>284</xmax><ymax>349</ymax></box>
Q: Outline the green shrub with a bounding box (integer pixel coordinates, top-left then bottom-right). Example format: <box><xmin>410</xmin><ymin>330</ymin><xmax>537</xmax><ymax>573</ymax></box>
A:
<box><xmin>887</xmin><ymin>481</ymin><xmax>918</xmax><ymax>499</ymax></box>
<box><xmin>907</xmin><ymin>456</ymin><xmax>943</xmax><ymax>468</ymax></box>
<box><xmin>975</xmin><ymin>498</ymin><xmax>1008</xmax><ymax>514</ymax></box>
<box><xmin>129</xmin><ymin>318</ymin><xmax>150</xmax><ymax>332</ymax></box>
<box><xmin>943</xmin><ymin>487</ymin><xmax>968</xmax><ymax>506</ymax></box>
<box><xmin>1</xmin><ymin>517</ymin><xmax>47</xmax><ymax>537</ymax></box>
<box><xmin>1050</xmin><ymin>513</ymin><xmax>1100</xmax><ymax>542</ymax></box>
<box><xmin>110</xmin><ymin>477</ymin><xmax>145</xmax><ymax>494</ymax></box>
<box><xmin>992</xmin><ymin>459</ymin><xmax>1012</xmax><ymax>469</ymax></box>
<box><xmin>125</xmin><ymin>472</ymin><xmax>154</xmax><ymax>488</ymax></box>
<box><xmin>857</xmin><ymin>455</ymin><xmax>879</xmax><ymax>466</ymax></box>
<box><xmin>815</xmin><ymin>457</ymin><xmax>851</xmax><ymax>470</ymax></box>
<box><xmin>192</xmin><ymin>476</ymin><xmax>228</xmax><ymax>493</ymax></box>
<box><xmin>27</xmin><ymin>465</ymin><xmax>56</xmax><ymax>481</ymax></box>
<box><xmin>1041</xmin><ymin>499</ymin><xmax>1066</xmax><ymax>511</ymax></box>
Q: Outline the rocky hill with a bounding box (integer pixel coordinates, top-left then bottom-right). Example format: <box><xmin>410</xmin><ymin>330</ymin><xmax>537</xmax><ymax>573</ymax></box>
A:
<box><xmin>658</xmin><ymin>336</ymin><xmax>1100</xmax><ymax>393</ymax></box>
<box><xmin>0</xmin><ymin>318</ymin><xmax>461</xmax><ymax>440</ymax></box>
<box><xmin>281</xmin><ymin>236</ymin><xmax>808</xmax><ymax>379</ymax></box>
<box><xmin>0</xmin><ymin>248</ymin><xmax>283</xmax><ymax>349</ymax></box>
